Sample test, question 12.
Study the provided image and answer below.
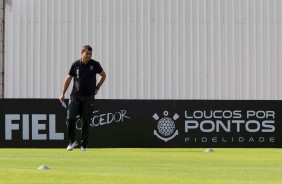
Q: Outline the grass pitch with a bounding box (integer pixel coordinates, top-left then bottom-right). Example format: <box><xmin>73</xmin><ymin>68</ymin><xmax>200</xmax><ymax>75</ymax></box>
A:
<box><xmin>0</xmin><ymin>148</ymin><xmax>281</xmax><ymax>184</ymax></box>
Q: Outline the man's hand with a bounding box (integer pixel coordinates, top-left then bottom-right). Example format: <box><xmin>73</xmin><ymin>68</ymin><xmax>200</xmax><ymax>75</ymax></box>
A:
<box><xmin>59</xmin><ymin>94</ymin><xmax>65</xmax><ymax>102</ymax></box>
<box><xmin>94</xmin><ymin>89</ymin><xmax>99</xmax><ymax>95</ymax></box>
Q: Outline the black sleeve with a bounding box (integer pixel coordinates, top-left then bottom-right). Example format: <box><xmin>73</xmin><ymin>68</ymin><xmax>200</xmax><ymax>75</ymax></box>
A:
<box><xmin>96</xmin><ymin>62</ymin><xmax>103</xmax><ymax>74</ymax></box>
<box><xmin>68</xmin><ymin>62</ymin><xmax>76</xmax><ymax>76</ymax></box>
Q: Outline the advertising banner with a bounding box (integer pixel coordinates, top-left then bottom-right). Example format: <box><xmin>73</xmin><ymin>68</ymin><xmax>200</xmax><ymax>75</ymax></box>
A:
<box><xmin>0</xmin><ymin>99</ymin><xmax>66</xmax><ymax>148</ymax></box>
<box><xmin>0</xmin><ymin>99</ymin><xmax>281</xmax><ymax>148</ymax></box>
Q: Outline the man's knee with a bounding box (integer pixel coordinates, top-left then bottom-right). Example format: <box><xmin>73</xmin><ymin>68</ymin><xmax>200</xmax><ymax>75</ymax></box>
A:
<box><xmin>67</xmin><ymin>115</ymin><xmax>79</xmax><ymax>124</ymax></box>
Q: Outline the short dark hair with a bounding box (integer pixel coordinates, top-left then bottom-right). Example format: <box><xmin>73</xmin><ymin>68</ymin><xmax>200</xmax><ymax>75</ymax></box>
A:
<box><xmin>82</xmin><ymin>45</ymin><xmax>93</xmax><ymax>52</ymax></box>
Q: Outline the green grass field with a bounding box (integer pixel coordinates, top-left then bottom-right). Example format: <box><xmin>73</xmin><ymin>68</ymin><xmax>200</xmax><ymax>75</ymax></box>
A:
<box><xmin>0</xmin><ymin>148</ymin><xmax>281</xmax><ymax>184</ymax></box>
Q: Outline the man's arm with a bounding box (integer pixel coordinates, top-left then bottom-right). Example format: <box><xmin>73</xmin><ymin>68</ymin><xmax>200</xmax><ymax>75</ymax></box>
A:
<box><xmin>59</xmin><ymin>75</ymin><xmax>73</xmax><ymax>101</ymax></box>
<box><xmin>95</xmin><ymin>70</ymin><xmax>106</xmax><ymax>95</ymax></box>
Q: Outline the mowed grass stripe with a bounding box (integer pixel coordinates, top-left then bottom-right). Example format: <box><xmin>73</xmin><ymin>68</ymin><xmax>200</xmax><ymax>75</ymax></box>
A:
<box><xmin>0</xmin><ymin>148</ymin><xmax>281</xmax><ymax>184</ymax></box>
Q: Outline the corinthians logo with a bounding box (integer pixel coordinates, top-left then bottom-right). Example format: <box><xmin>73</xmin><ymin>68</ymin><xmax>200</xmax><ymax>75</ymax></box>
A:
<box><xmin>152</xmin><ymin>111</ymin><xmax>179</xmax><ymax>142</ymax></box>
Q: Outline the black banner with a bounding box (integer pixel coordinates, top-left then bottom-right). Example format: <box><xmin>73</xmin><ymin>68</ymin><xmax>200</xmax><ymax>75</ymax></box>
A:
<box><xmin>0</xmin><ymin>99</ymin><xmax>281</xmax><ymax>148</ymax></box>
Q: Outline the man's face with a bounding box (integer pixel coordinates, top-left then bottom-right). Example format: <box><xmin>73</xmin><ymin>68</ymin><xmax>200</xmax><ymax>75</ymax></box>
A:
<box><xmin>81</xmin><ymin>50</ymin><xmax>92</xmax><ymax>61</ymax></box>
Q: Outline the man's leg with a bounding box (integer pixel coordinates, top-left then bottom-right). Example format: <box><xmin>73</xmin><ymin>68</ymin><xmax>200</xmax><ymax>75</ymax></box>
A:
<box><xmin>67</xmin><ymin>96</ymin><xmax>80</xmax><ymax>144</ymax></box>
<box><xmin>80</xmin><ymin>95</ymin><xmax>94</xmax><ymax>149</ymax></box>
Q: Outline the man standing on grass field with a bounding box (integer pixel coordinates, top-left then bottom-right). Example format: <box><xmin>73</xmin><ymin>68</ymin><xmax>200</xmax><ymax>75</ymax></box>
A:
<box><xmin>59</xmin><ymin>45</ymin><xmax>106</xmax><ymax>151</ymax></box>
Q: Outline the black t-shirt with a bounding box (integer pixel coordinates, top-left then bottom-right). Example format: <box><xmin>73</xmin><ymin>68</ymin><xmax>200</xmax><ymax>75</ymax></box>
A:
<box><xmin>69</xmin><ymin>59</ymin><xmax>103</xmax><ymax>96</ymax></box>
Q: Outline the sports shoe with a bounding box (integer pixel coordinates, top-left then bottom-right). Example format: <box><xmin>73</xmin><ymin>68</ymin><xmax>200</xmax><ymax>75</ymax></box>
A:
<box><xmin>81</xmin><ymin>146</ymin><xmax>88</xmax><ymax>151</ymax></box>
<box><xmin>66</xmin><ymin>141</ymin><xmax>78</xmax><ymax>151</ymax></box>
